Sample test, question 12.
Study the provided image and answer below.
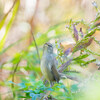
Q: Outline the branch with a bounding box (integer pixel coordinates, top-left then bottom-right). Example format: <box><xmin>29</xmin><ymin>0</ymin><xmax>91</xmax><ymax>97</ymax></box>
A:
<box><xmin>60</xmin><ymin>73</ymin><xmax>82</xmax><ymax>82</ymax></box>
<box><xmin>12</xmin><ymin>57</ymin><xmax>21</xmax><ymax>98</ymax></box>
<box><xmin>1</xmin><ymin>0</ymin><xmax>17</xmax><ymax>19</ymax></box>
<box><xmin>64</xmin><ymin>75</ymin><xmax>82</xmax><ymax>82</ymax></box>
<box><xmin>28</xmin><ymin>0</ymin><xmax>40</xmax><ymax>63</ymax></box>
<box><xmin>31</xmin><ymin>29</ymin><xmax>40</xmax><ymax>63</ymax></box>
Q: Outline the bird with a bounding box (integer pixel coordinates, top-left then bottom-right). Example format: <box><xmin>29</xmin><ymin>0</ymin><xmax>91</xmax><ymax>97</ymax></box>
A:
<box><xmin>40</xmin><ymin>42</ymin><xmax>81</xmax><ymax>87</ymax></box>
<box><xmin>40</xmin><ymin>42</ymin><xmax>60</xmax><ymax>86</ymax></box>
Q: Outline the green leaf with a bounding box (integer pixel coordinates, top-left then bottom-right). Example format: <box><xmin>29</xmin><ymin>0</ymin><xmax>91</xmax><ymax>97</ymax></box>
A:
<box><xmin>73</xmin><ymin>54</ymin><xmax>89</xmax><ymax>60</ymax></box>
<box><xmin>75</xmin><ymin>59</ymin><xmax>86</xmax><ymax>64</ymax></box>
<box><xmin>0</xmin><ymin>0</ymin><xmax>20</xmax><ymax>51</ymax></box>
<box><xmin>85</xmin><ymin>27</ymin><xmax>100</xmax><ymax>38</ymax></box>
<box><xmin>85</xmin><ymin>49</ymin><xmax>100</xmax><ymax>56</ymax></box>
<box><xmin>30</xmin><ymin>93</ymin><xmax>40</xmax><ymax>100</ymax></box>
<box><xmin>81</xmin><ymin>59</ymin><xmax>96</xmax><ymax>66</ymax></box>
<box><xmin>24</xmin><ymin>90</ymin><xmax>33</xmax><ymax>93</ymax></box>
<box><xmin>0</xmin><ymin>15</ymin><xmax>7</xmax><ymax>30</ymax></box>
<box><xmin>30</xmin><ymin>93</ymin><xmax>35</xmax><ymax>97</ymax></box>
<box><xmin>11</xmin><ymin>52</ymin><xmax>22</xmax><ymax>64</ymax></box>
<box><xmin>46</xmin><ymin>87</ymin><xmax>53</xmax><ymax>91</ymax></box>
<box><xmin>18</xmin><ymin>83</ymin><xmax>26</xmax><ymax>88</ymax></box>
<box><xmin>71</xmin><ymin>84</ymin><xmax>78</xmax><ymax>93</ymax></box>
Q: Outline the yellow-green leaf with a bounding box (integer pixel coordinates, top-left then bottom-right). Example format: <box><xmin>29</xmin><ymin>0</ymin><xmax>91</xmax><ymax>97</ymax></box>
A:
<box><xmin>0</xmin><ymin>0</ymin><xmax>20</xmax><ymax>51</ymax></box>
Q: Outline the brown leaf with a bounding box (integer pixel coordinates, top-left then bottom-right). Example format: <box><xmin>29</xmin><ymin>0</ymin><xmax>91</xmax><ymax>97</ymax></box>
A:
<box><xmin>60</xmin><ymin>42</ymin><xmax>75</xmax><ymax>52</ymax></box>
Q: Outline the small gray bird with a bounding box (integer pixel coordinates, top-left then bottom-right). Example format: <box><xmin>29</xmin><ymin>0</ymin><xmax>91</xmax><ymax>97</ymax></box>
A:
<box><xmin>40</xmin><ymin>42</ymin><xmax>60</xmax><ymax>86</ymax></box>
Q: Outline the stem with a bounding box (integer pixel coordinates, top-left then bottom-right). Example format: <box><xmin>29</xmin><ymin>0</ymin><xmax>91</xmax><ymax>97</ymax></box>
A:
<box><xmin>31</xmin><ymin>30</ymin><xmax>40</xmax><ymax>63</ymax></box>
<box><xmin>12</xmin><ymin>57</ymin><xmax>21</xmax><ymax>98</ymax></box>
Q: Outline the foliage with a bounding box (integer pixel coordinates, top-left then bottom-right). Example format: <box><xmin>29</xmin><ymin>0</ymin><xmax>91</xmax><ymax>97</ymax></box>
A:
<box><xmin>0</xmin><ymin>0</ymin><xmax>20</xmax><ymax>51</ymax></box>
<box><xmin>0</xmin><ymin>1</ymin><xmax>100</xmax><ymax>100</ymax></box>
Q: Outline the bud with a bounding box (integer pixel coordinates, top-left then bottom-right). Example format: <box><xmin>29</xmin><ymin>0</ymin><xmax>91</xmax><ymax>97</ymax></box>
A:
<box><xmin>73</xmin><ymin>24</ymin><xmax>79</xmax><ymax>42</ymax></box>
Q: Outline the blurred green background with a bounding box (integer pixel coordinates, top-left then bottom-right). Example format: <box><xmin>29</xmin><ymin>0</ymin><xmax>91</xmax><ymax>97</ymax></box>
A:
<box><xmin>0</xmin><ymin>0</ymin><xmax>100</xmax><ymax>100</ymax></box>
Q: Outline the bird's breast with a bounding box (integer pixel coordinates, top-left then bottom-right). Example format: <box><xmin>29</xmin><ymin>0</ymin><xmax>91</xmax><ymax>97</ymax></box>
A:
<box><xmin>40</xmin><ymin>54</ymin><xmax>54</xmax><ymax>81</ymax></box>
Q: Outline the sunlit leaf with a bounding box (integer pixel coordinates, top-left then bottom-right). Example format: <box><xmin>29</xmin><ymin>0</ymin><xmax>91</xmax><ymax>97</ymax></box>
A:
<box><xmin>0</xmin><ymin>0</ymin><xmax>20</xmax><ymax>51</ymax></box>
<box><xmin>75</xmin><ymin>59</ymin><xmax>86</xmax><ymax>65</ymax></box>
<box><xmin>0</xmin><ymin>16</ymin><xmax>7</xmax><ymax>30</ymax></box>
<box><xmin>85</xmin><ymin>27</ymin><xmax>100</xmax><ymax>38</ymax></box>
<box><xmin>81</xmin><ymin>59</ymin><xmax>96</xmax><ymax>66</ymax></box>
<box><xmin>73</xmin><ymin>54</ymin><xmax>89</xmax><ymax>60</ymax></box>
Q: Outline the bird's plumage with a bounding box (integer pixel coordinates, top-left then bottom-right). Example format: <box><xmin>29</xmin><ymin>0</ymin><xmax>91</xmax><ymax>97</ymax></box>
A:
<box><xmin>41</xmin><ymin>42</ymin><xmax>60</xmax><ymax>86</ymax></box>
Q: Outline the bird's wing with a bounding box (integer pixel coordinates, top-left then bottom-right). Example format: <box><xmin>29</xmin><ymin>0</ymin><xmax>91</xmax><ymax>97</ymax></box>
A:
<box><xmin>51</xmin><ymin>64</ymin><xmax>60</xmax><ymax>83</ymax></box>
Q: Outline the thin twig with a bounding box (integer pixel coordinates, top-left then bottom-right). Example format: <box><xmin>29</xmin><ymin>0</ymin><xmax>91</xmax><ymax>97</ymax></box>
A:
<box><xmin>60</xmin><ymin>73</ymin><xmax>82</xmax><ymax>82</ymax></box>
<box><xmin>31</xmin><ymin>29</ymin><xmax>40</xmax><ymax>63</ymax></box>
<box><xmin>28</xmin><ymin>0</ymin><xmax>40</xmax><ymax>63</ymax></box>
<box><xmin>64</xmin><ymin>75</ymin><xmax>82</xmax><ymax>82</ymax></box>
<box><xmin>1</xmin><ymin>0</ymin><xmax>17</xmax><ymax>20</ymax></box>
<box><xmin>12</xmin><ymin>57</ymin><xmax>21</xmax><ymax>98</ymax></box>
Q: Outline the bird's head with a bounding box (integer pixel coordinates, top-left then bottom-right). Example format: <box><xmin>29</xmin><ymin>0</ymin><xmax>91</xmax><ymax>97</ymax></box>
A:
<box><xmin>43</xmin><ymin>42</ymin><xmax>53</xmax><ymax>53</ymax></box>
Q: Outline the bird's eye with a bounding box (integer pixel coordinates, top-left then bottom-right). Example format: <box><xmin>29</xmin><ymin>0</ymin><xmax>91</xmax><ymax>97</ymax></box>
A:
<box><xmin>48</xmin><ymin>44</ymin><xmax>52</xmax><ymax>47</ymax></box>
